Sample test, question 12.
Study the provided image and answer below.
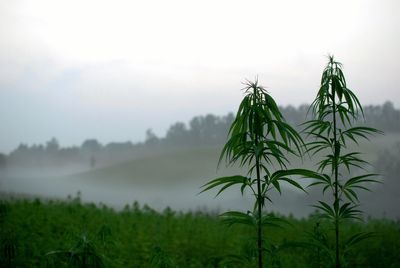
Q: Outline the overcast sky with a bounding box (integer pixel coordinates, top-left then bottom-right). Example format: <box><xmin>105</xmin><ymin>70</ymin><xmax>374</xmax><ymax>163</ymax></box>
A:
<box><xmin>0</xmin><ymin>0</ymin><xmax>399</xmax><ymax>153</ymax></box>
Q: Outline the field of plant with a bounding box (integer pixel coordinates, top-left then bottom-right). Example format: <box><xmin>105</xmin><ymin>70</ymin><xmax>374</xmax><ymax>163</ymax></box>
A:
<box><xmin>1</xmin><ymin>197</ymin><xmax>399</xmax><ymax>267</ymax></box>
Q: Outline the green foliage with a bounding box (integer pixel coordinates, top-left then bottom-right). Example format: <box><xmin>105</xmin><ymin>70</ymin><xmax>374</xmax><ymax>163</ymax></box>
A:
<box><xmin>0</xmin><ymin>198</ymin><xmax>399</xmax><ymax>267</ymax></box>
<box><xmin>150</xmin><ymin>246</ymin><xmax>175</xmax><ymax>268</ymax></box>
<box><xmin>202</xmin><ymin>79</ymin><xmax>320</xmax><ymax>267</ymax></box>
<box><xmin>219</xmin><ymin>79</ymin><xmax>303</xmax><ymax>170</ymax></box>
<box><xmin>45</xmin><ymin>233</ymin><xmax>105</xmax><ymax>268</ymax></box>
<box><xmin>304</xmin><ymin>55</ymin><xmax>383</xmax><ymax>267</ymax></box>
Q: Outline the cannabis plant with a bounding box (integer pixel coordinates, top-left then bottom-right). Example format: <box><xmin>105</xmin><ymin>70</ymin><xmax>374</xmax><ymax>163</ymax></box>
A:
<box><xmin>304</xmin><ymin>55</ymin><xmax>381</xmax><ymax>267</ymax></box>
<box><xmin>202</xmin><ymin>79</ymin><xmax>318</xmax><ymax>268</ymax></box>
<box><xmin>44</xmin><ymin>233</ymin><xmax>105</xmax><ymax>268</ymax></box>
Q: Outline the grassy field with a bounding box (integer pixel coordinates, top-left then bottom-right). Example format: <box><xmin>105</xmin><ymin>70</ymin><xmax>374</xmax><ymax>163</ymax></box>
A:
<box><xmin>1</xmin><ymin>197</ymin><xmax>399</xmax><ymax>267</ymax></box>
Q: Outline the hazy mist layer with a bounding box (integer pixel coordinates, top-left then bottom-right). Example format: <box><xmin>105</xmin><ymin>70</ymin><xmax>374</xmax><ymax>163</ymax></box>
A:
<box><xmin>2</xmin><ymin>133</ymin><xmax>399</xmax><ymax>219</ymax></box>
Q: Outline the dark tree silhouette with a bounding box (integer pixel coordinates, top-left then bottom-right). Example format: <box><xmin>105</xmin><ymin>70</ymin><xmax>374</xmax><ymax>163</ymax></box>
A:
<box><xmin>81</xmin><ymin>139</ymin><xmax>102</xmax><ymax>153</ymax></box>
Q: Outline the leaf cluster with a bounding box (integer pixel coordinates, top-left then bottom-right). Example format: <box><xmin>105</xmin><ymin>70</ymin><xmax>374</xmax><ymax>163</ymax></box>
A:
<box><xmin>304</xmin><ymin>55</ymin><xmax>382</xmax><ymax>222</ymax></box>
<box><xmin>44</xmin><ymin>233</ymin><xmax>105</xmax><ymax>267</ymax></box>
<box><xmin>220</xmin><ymin>79</ymin><xmax>304</xmax><ymax>172</ymax></box>
<box><xmin>303</xmin><ymin>56</ymin><xmax>382</xmax><ymax>266</ymax></box>
<box><xmin>201</xmin><ymin>79</ymin><xmax>324</xmax><ymax>259</ymax></box>
<box><xmin>202</xmin><ymin>79</ymin><xmax>321</xmax><ymax>204</ymax></box>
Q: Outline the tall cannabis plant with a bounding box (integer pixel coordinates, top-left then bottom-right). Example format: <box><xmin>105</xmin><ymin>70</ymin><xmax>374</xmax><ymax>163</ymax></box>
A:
<box><xmin>202</xmin><ymin>79</ymin><xmax>318</xmax><ymax>268</ymax></box>
<box><xmin>304</xmin><ymin>56</ymin><xmax>381</xmax><ymax>267</ymax></box>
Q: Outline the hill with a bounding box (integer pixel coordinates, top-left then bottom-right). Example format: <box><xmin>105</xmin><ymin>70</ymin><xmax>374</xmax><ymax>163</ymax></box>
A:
<box><xmin>2</xmin><ymin>133</ymin><xmax>399</xmax><ymax>219</ymax></box>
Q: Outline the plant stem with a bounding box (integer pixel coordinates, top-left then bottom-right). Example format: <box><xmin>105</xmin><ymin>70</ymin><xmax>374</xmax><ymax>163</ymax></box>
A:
<box><xmin>256</xmin><ymin>156</ymin><xmax>263</xmax><ymax>268</ymax></box>
<box><xmin>253</xmin><ymin>86</ymin><xmax>263</xmax><ymax>268</ymax></box>
<box><xmin>332</xmin><ymin>80</ymin><xmax>340</xmax><ymax>268</ymax></box>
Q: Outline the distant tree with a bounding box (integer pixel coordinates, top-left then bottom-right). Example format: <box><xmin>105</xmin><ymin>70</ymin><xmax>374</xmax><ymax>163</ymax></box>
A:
<box><xmin>8</xmin><ymin>143</ymin><xmax>29</xmax><ymax>164</ymax></box>
<box><xmin>361</xmin><ymin>101</ymin><xmax>400</xmax><ymax>132</ymax></box>
<box><xmin>382</xmin><ymin>101</ymin><xmax>395</xmax><ymax>115</ymax></box>
<box><xmin>14</xmin><ymin>143</ymin><xmax>29</xmax><ymax>153</ymax></box>
<box><xmin>145</xmin><ymin>129</ymin><xmax>159</xmax><ymax>145</ymax></box>
<box><xmin>166</xmin><ymin>122</ymin><xmax>188</xmax><ymax>145</ymax></box>
<box><xmin>81</xmin><ymin>139</ymin><xmax>102</xmax><ymax>153</ymax></box>
<box><xmin>104</xmin><ymin>142</ymin><xmax>134</xmax><ymax>153</ymax></box>
<box><xmin>187</xmin><ymin>113</ymin><xmax>233</xmax><ymax>145</ymax></box>
<box><xmin>189</xmin><ymin>116</ymin><xmax>203</xmax><ymax>143</ymax></box>
<box><xmin>223</xmin><ymin>112</ymin><xmax>235</xmax><ymax>126</ymax></box>
<box><xmin>31</xmin><ymin>144</ymin><xmax>44</xmax><ymax>155</ymax></box>
<box><xmin>381</xmin><ymin>101</ymin><xmax>400</xmax><ymax>131</ymax></box>
<box><xmin>46</xmin><ymin>138</ymin><xmax>60</xmax><ymax>154</ymax></box>
<box><xmin>202</xmin><ymin>114</ymin><xmax>218</xmax><ymax>140</ymax></box>
<box><xmin>58</xmin><ymin>147</ymin><xmax>80</xmax><ymax>162</ymax></box>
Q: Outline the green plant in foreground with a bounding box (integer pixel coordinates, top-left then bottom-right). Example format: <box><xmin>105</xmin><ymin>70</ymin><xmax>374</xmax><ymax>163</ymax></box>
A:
<box><xmin>304</xmin><ymin>55</ymin><xmax>382</xmax><ymax>267</ymax></box>
<box><xmin>202</xmin><ymin>79</ymin><xmax>319</xmax><ymax>267</ymax></box>
<box><xmin>2</xmin><ymin>197</ymin><xmax>400</xmax><ymax>267</ymax></box>
<box><xmin>44</xmin><ymin>233</ymin><xmax>105</xmax><ymax>268</ymax></box>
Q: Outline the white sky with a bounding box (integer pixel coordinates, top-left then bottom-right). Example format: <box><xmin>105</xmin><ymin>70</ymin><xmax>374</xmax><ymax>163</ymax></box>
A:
<box><xmin>0</xmin><ymin>0</ymin><xmax>399</xmax><ymax>153</ymax></box>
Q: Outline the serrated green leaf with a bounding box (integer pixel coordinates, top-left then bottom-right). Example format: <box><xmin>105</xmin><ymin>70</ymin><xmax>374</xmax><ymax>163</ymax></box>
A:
<box><xmin>200</xmin><ymin>175</ymin><xmax>249</xmax><ymax>196</ymax></box>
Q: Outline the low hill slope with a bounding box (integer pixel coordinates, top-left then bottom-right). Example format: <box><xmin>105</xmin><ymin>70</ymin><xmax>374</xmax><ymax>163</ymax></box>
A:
<box><xmin>70</xmin><ymin>146</ymin><xmax>244</xmax><ymax>188</ymax></box>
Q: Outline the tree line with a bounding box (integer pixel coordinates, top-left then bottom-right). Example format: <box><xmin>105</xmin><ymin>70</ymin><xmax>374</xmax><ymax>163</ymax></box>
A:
<box><xmin>0</xmin><ymin>101</ymin><xmax>398</xmax><ymax>170</ymax></box>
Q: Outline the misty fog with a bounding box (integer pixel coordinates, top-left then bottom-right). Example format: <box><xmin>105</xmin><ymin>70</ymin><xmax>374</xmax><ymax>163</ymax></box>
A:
<box><xmin>1</xmin><ymin>105</ymin><xmax>399</xmax><ymax>219</ymax></box>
